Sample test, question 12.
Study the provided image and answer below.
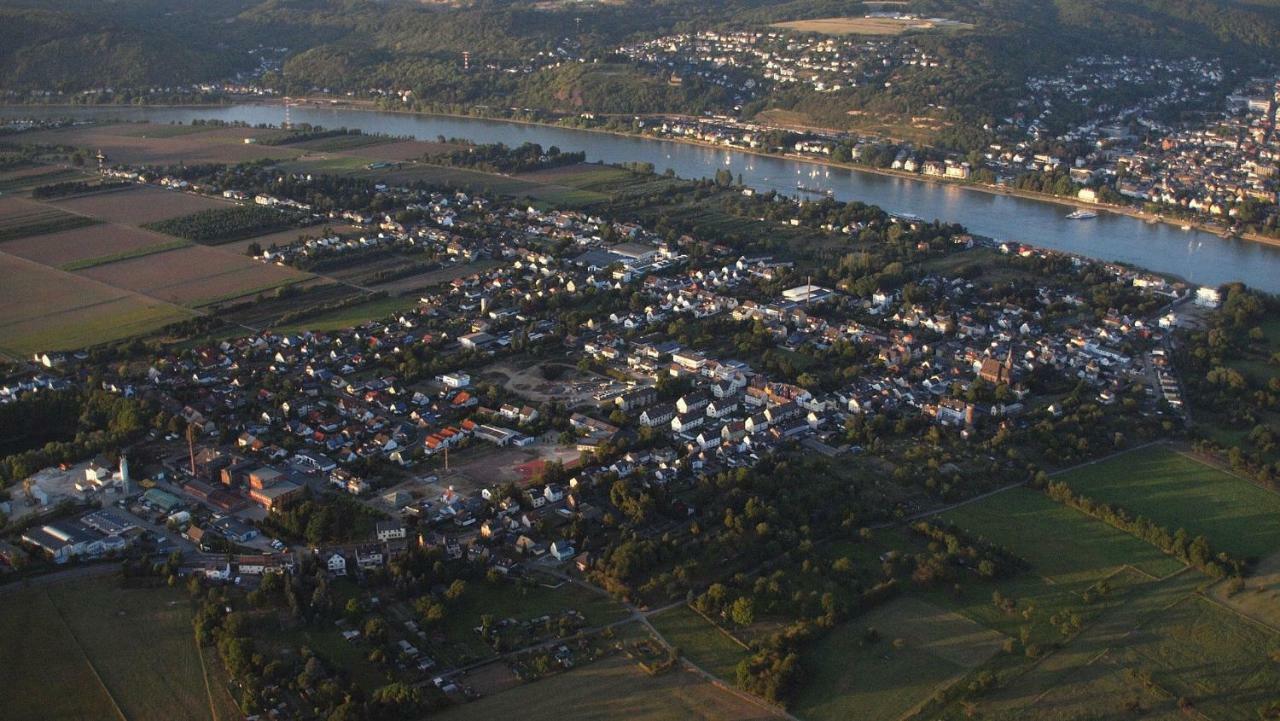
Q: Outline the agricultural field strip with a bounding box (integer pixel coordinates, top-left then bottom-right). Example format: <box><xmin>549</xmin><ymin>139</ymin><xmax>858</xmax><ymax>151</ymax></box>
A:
<box><xmin>311</xmin><ymin>150</ymin><xmax>605</xmax><ymax>205</ymax></box>
<box><xmin>1</xmin><ymin>201</ymin><xmax>301</xmax><ymax>314</ymax></box>
<box><xmin>0</xmin><ymin>249</ymin><xmax>197</xmax><ymax>328</ymax></box>
<box><xmin>42</xmin><ymin>586</ymin><xmax>132</xmax><ymax>720</ymax></box>
<box><xmin>61</xmin><ymin>238</ymin><xmax>193</xmax><ymax>271</ymax></box>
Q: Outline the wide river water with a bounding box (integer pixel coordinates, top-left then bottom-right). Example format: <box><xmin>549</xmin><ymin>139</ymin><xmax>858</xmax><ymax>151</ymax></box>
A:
<box><xmin>6</xmin><ymin>103</ymin><xmax>1280</xmax><ymax>293</ymax></box>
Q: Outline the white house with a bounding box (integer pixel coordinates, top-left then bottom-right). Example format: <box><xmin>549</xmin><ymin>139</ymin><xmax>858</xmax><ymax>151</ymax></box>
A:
<box><xmin>327</xmin><ymin>552</ymin><xmax>348</xmax><ymax>576</ymax></box>
<box><xmin>550</xmin><ymin>541</ymin><xmax>576</xmax><ymax>561</ymax></box>
<box><xmin>376</xmin><ymin>521</ymin><xmax>406</xmax><ymax>542</ymax></box>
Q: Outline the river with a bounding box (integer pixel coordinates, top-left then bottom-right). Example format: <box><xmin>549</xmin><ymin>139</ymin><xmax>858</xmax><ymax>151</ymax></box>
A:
<box><xmin>6</xmin><ymin>103</ymin><xmax>1280</xmax><ymax>293</ymax></box>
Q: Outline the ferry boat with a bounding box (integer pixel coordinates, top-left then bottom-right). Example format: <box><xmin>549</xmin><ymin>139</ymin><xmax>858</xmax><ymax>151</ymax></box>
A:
<box><xmin>1065</xmin><ymin>209</ymin><xmax>1098</xmax><ymax>219</ymax></box>
<box><xmin>796</xmin><ymin>184</ymin><xmax>833</xmax><ymax>197</ymax></box>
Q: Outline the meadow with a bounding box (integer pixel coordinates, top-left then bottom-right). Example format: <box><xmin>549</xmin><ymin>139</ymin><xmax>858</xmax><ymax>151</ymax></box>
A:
<box><xmin>794</xmin><ymin>596</ymin><xmax>1004</xmax><ymax>721</ymax></box>
<box><xmin>1056</xmin><ymin>445</ymin><xmax>1280</xmax><ymax>560</ymax></box>
<box><xmin>0</xmin><ymin>573</ymin><xmax>224</xmax><ymax>721</ymax></box>
<box><xmin>649</xmin><ymin>605</ymin><xmax>750</xmax><ymax>680</ymax></box>
<box><xmin>436</xmin><ymin>652</ymin><xmax>780</xmax><ymax>721</ymax></box>
<box><xmin>941</xmin><ymin>486</ymin><xmax>1187</xmax><ymax>583</ymax></box>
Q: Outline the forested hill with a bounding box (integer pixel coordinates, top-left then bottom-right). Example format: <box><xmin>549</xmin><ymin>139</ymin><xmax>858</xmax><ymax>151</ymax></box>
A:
<box><xmin>4</xmin><ymin>0</ymin><xmax>1280</xmax><ymax>122</ymax></box>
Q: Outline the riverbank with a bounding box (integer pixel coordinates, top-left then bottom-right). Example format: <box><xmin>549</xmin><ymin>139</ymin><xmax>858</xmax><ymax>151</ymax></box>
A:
<box><xmin>7</xmin><ymin>98</ymin><xmax>1280</xmax><ymax>291</ymax></box>
<box><xmin>270</xmin><ymin>97</ymin><xmax>1280</xmax><ymax>251</ymax></box>
<box><xmin>10</xmin><ymin>96</ymin><xmax>1280</xmax><ymax>250</ymax></box>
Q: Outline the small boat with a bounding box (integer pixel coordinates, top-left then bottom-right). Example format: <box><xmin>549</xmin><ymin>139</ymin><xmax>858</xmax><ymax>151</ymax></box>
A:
<box><xmin>1180</xmin><ymin>224</ymin><xmax>1192</xmax><ymax>231</ymax></box>
<box><xmin>1066</xmin><ymin>209</ymin><xmax>1097</xmax><ymax>219</ymax></box>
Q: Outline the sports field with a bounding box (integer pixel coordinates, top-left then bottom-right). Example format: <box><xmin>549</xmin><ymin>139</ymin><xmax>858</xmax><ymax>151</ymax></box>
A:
<box><xmin>436</xmin><ymin>652</ymin><xmax>780</xmax><ymax>721</ymax></box>
<box><xmin>794</xmin><ymin>596</ymin><xmax>1004</xmax><ymax>721</ymax></box>
<box><xmin>0</xmin><ymin>573</ymin><xmax>232</xmax><ymax>721</ymax></box>
<box><xmin>1057</xmin><ymin>445</ymin><xmax>1280</xmax><ymax>560</ymax></box>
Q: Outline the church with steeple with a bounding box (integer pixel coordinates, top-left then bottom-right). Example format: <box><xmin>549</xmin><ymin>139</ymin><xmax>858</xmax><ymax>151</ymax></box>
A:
<box><xmin>978</xmin><ymin>348</ymin><xmax>1016</xmax><ymax>385</ymax></box>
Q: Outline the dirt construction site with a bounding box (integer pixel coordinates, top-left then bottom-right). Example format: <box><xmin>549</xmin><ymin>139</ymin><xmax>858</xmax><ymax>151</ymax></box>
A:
<box><xmin>480</xmin><ymin>360</ymin><xmax>630</xmax><ymax>407</ymax></box>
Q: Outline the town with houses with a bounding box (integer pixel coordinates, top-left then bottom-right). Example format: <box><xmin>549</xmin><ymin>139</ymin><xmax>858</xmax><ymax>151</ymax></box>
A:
<box><xmin>10</xmin><ymin>10</ymin><xmax>1280</xmax><ymax>237</ymax></box>
<box><xmin>6</xmin><ymin>2</ymin><xmax>1280</xmax><ymax>720</ymax></box>
<box><xmin>2</xmin><ymin>146</ymin><xmax>1206</xmax><ymax>612</ymax></box>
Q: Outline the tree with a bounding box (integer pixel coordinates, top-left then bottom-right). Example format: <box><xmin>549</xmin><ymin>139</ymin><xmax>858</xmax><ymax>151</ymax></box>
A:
<box><xmin>730</xmin><ymin>596</ymin><xmax>755</xmax><ymax>626</ymax></box>
<box><xmin>445</xmin><ymin>579</ymin><xmax>467</xmax><ymax>601</ymax></box>
<box><xmin>363</xmin><ymin>616</ymin><xmax>388</xmax><ymax>643</ymax></box>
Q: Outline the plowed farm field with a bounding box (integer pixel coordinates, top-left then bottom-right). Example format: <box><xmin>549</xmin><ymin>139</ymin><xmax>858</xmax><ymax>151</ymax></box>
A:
<box><xmin>52</xmin><ymin>185</ymin><xmax>231</xmax><ymax>226</ymax></box>
<box><xmin>0</xmin><ymin>222</ymin><xmax>185</xmax><ymax>268</ymax></box>
<box><xmin>76</xmin><ymin>245</ymin><xmax>310</xmax><ymax>307</ymax></box>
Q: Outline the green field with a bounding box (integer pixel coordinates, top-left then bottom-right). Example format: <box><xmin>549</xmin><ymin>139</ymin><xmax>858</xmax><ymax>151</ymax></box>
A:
<box><xmin>428</xmin><ymin>578</ymin><xmax>629</xmax><ymax>667</ymax></box>
<box><xmin>968</xmin><ymin>569</ymin><xmax>1280</xmax><ymax>721</ymax></box>
<box><xmin>269</xmin><ymin>293</ymin><xmax>426</xmax><ymax>334</ymax></box>
<box><xmin>437</xmin><ymin>652</ymin><xmax>779</xmax><ymax>721</ymax></box>
<box><xmin>1057</xmin><ymin>445</ymin><xmax>1280</xmax><ymax>560</ymax></box>
<box><xmin>0</xmin><ymin>295</ymin><xmax>195</xmax><ymax>357</ymax></box>
<box><xmin>909</xmin><ymin>476</ymin><xmax>1280</xmax><ymax>721</ymax></box>
<box><xmin>649</xmin><ymin>605</ymin><xmax>749</xmax><ymax>680</ymax></box>
<box><xmin>520</xmin><ymin>163</ymin><xmax>637</xmax><ymax>189</ymax></box>
<box><xmin>942</xmin><ymin>487</ymin><xmax>1187</xmax><ymax>583</ymax></box>
<box><xmin>282</xmin><ymin>157</ymin><xmax>614</xmax><ymax>207</ymax></box>
<box><xmin>794</xmin><ymin>596</ymin><xmax>1004</xmax><ymax>721</ymax></box>
<box><xmin>0</xmin><ymin>573</ymin><xmax>223</xmax><ymax>721</ymax></box>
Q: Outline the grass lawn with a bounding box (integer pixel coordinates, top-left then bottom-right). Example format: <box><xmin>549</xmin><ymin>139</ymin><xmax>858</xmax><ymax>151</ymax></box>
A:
<box><xmin>649</xmin><ymin>605</ymin><xmax>749</xmax><ymax>679</ymax></box>
<box><xmin>437</xmin><ymin>652</ymin><xmax>780</xmax><ymax>721</ymax></box>
<box><xmin>1057</xmin><ymin>445</ymin><xmax>1280</xmax><ymax>560</ymax></box>
<box><xmin>794</xmin><ymin>596</ymin><xmax>1004</xmax><ymax>721</ymax></box>
<box><xmin>0</xmin><ymin>573</ymin><xmax>218</xmax><ymax>721</ymax></box>
<box><xmin>941</xmin><ymin>487</ymin><xmax>1187</xmax><ymax>583</ymax></box>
